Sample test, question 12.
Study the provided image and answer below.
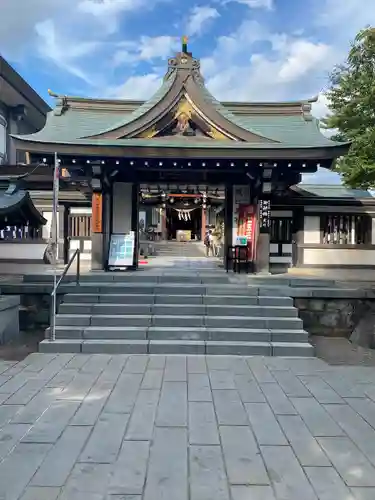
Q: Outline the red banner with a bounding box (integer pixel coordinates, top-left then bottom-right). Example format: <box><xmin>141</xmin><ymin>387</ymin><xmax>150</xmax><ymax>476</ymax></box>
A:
<box><xmin>237</xmin><ymin>204</ymin><xmax>257</xmax><ymax>260</ymax></box>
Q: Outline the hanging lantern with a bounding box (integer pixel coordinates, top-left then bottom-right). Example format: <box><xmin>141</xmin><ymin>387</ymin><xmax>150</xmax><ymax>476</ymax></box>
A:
<box><xmin>170</xmin><ymin>197</ymin><xmax>175</xmax><ymax>204</ymax></box>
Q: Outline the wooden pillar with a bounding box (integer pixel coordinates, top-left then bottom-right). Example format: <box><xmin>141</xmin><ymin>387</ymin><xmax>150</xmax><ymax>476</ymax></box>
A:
<box><xmin>255</xmin><ymin>199</ymin><xmax>271</xmax><ymax>274</ymax></box>
<box><xmin>201</xmin><ymin>207</ymin><xmax>206</xmax><ymax>241</ymax></box>
<box><xmin>91</xmin><ymin>191</ymin><xmax>104</xmax><ymax>270</ymax></box>
<box><xmin>224</xmin><ymin>185</ymin><xmax>233</xmax><ymax>263</ymax></box>
<box><xmin>131</xmin><ymin>183</ymin><xmax>139</xmax><ymax>269</ymax></box>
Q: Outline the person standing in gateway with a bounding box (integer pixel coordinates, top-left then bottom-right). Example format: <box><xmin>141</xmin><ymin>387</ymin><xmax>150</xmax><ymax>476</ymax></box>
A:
<box><xmin>204</xmin><ymin>230</ymin><xmax>213</xmax><ymax>257</ymax></box>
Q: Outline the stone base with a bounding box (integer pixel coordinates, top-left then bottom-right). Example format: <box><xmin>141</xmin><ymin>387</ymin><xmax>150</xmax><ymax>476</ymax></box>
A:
<box><xmin>0</xmin><ymin>295</ymin><xmax>20</xmax><ymax>344</ymax></box>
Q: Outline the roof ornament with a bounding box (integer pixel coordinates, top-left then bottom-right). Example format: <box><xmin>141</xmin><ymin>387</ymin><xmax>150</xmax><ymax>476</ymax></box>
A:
<box><xmin>182</xmin><ymin>35</ymin><xmax>188</xmax><ymax>54</ymax></box>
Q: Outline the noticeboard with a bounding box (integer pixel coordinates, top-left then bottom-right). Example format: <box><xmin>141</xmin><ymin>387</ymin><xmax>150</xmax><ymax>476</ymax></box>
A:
<box><xmin>259</xmin><ymin>200</ymin><xmax>271</xmax><ymax>233</ymax></box>
<box><xmin>108</xmin><ymin>232</ymin><xmax>135</xmax><ymax>268</ymax></box>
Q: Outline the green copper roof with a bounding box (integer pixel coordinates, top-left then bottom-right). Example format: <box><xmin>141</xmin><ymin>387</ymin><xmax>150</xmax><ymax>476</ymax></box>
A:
<box><xmin>297</xmin><ymin>184</ymin><xmax>374</xmax><ymax>198</ymax></box>
<box><xmin>12</xmin><ymin>50</ymin><xmax>348</xmax><ymax>152</ymax></box>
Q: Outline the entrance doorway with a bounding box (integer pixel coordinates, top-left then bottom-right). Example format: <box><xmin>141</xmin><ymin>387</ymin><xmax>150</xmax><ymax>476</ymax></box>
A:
<box><xmin>166</xmin><ymin>205</ymin><xmax>201</xmax><ymax>240</ymax></box>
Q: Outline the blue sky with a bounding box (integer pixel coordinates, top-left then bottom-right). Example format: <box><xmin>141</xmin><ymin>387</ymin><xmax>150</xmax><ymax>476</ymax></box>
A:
<box><xmin>0</xmin><ymin>0</ymin><xmax>373</xmax><ymax>184</ymax></box>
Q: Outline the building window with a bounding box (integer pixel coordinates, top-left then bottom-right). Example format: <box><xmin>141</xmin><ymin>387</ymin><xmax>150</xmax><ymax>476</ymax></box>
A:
<box><xmin>68</xmin><ymin>214</ymin><xmax>91</xmax><ymax>238</ymax></box>
<box><xmin>322</xmin><ymin>214</ymin><xmax>370</xmax><ymax>245</ymax></box>
<box><xmin>0</xmin><ymin>115</ymin><xmax>7</xmax><ymax>164</ymax></box>
<box><xmin>270</xmin><ymin>218</ymin><xmax>292</xmax><ymax>243</ymax></box>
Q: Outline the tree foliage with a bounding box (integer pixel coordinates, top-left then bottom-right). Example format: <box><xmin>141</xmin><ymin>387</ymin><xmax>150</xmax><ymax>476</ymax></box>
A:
<box><xmin>322</xmin><ymin>27</ymin><xmax>375</xmax><ymax>188</ymax></box>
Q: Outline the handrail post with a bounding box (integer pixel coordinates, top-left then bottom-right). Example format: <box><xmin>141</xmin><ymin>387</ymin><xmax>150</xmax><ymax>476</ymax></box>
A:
<box><xmin>76</xmin><ymin>249</ymin><xmax>80</xmax><ymax>284</ymax></box>
<box><xmin>50</xmin><ymin>288</ymin><xmax>56</xmax><ymax>342</ymax></box>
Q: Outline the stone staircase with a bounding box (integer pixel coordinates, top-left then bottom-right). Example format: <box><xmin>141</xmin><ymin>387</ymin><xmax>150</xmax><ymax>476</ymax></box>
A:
<box><xmin>40</xmin><ymin>272</ymin><xmax>314</xmax><ymax>356</ymax></box>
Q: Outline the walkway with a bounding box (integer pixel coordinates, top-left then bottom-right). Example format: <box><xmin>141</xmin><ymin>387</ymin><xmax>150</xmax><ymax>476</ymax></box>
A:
<box><xmin>1</xmin><ymin>354</ymin><xmax>375</xmax><ymax>499</ymax></box>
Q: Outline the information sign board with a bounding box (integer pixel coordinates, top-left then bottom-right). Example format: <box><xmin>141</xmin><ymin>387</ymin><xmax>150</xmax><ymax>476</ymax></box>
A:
<box><xmin>108</xmin><ymin>232</ymin><xmax>135</xmax><ymax>268</ymax></box>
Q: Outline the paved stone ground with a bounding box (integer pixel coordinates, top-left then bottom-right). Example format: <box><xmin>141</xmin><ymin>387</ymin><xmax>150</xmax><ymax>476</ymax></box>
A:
<box><xmin>1</xmin><ymin>355</ymin><xmax>375</xmax><ymax>499</ymax></box>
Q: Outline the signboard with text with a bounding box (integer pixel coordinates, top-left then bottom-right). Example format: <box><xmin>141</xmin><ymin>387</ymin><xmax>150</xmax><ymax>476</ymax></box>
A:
<box><xmin>259</xmin><ymin>200</ymin><xmax>271</xmax><ymax>233</ymax></box>
<box><xmin>108</xmin><ymin>232</ymin><xmax>135</xmax><ymax>268</ymax></box>
<box><xmin>92</xmin><ymin>193</ymin><xmax>103</xmax><ymax>233</ymax></box>
<box><xmin>237</xmin><ymin>204</ymin><xmax>257</xmax><ymax>260</ymax></box>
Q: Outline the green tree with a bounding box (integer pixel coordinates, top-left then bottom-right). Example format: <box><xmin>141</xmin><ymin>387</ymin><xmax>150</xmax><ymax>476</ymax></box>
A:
<box><xmin>322</xmin><ymin>27</ymin><xmax>375</xmax><ymax>188</ymax></box>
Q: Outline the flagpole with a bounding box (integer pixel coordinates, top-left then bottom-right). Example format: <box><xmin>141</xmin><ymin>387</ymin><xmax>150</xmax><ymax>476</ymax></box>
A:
<box><xmin>50</xmin><ymin>152</ymin><xmax>59</xmax><ymax>342</ymax></box>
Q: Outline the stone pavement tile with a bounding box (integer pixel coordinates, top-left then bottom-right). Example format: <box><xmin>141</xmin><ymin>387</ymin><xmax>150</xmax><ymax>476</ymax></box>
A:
<box><xmin>124</xmin><ymin>355</ymin><xmax>149</xmax><ymax>374</ymax></box>
<box><xmin>156</xmin><ymin>381</ymin><xmax>187</xmax><ymax>427</ymax></box>
<box><xmin>261</xmin><ymin>445</ymin><xmax>318</xmax><ymax>500</ymax></box>
<box><xmin>126</xmin><ymin>389</ymin><xmax>159</xmax><ymax>440</ymax></box>
<box><xmin>0</xmin><ymin>375</ymin><xmax>11</xmax><ymax>391</ymax></box>
<box><xmin>0</xmin><ymin>404</ymin><xmax>23</xmax><ymax>427</ymax></box>
<box><xmin>19</xmin><ymin>486</ymin><xmax>61</xmax><ymax>500</ymax></box>
<box><xmin>206</xmin><ymin>356</ymin><xmax>234</xmax><ymax>371</ymax></box>
<box><xmin>0</xmin><ymin>361</ymin><xmax>16</xmax><ymax>376</ymax></box>
<box><xmin>277</xmin><ymin>415</ymin><xmax>331</xmax><ymax>466</ymax></box>
<box><xmin>304</xmin><ymin>466</ymin><xmax>356</xmax><ymax>500</ymax></box>
<box><xmin>143</xmin><ymin>427</ymin><xmax>188</xmax><ymax>500</ymax></box>
<box><xmin>58</xmin><ymin>372</ymin><xmax>102</xmax><ymax>401</ymax></box>
<box><xmin>189</xmin><ymin>445</ymin><xmax>230</xmax><ymax>500</ymax></box>
<box><xmin>141</xmin><ymin>369</ymin><xmax>163</xmax><ymax>390</ymax></box>
<box><xmin>80</xmin><ymin>354</ymin><xmax>111</xmax><ymax>374</ymax></box>
<box><xmin>0</xmin><ymin>371</ymin><xmax>30</xmax><ymax>394</ymax></box>
<box><xmin>324</xmin><ymin>404</ymin><xmax>375</xmax><ymax>466</ymax></box>
<box><xmin>263</xmin><ymin>358</ymin><xmax>294</xmax><ymax>372</ymax></box>
<box><xmin>231</xmin><ymin>485</ymin><xmax>276</xmax><ymax>500</ymax></box>
<box><xmin>290</xmin><ymin>397</ymin><xmax>344</xmax><ymax>437</ymax></box>
<box><xmin>245</xmin><ymin>403</ymin><xmax>287</xmax><ymax>445</ymax></box>
<box><xmin>64</xmin><ymin>354</ymin><xmax>92</xmax><ymax>369</ymax></box>
<box><xmin>271</xmin><ymin>371</ymin><xmax>311</xmax><ymax>398</ymax></box>
<box><xmin>220</xmin><ymin>425</ymin><xmax>269</xmax><ymax>485</ymax></box>
<box><xmin>260</xmin><ymin>383</ymin><xmax>297</xmax><ymax>415</ymax></box>
<box><xmin>0</xmin><ymin>393</ymin><xmax>11</xmax><ymax>404</ymax></box>
<box><xmin>11</xmin><ymin>388</ymin><xmax>63</xmax><ymax>425</ymax></box>
<box><xmin>109</xmin><ymin>440</ymin><xmax>149</xmax><ymax>495</ymax></box>
<box><xmin>247</xmin><ymin>359</ymin><xmax>275</xmax><ymax>383</ymax></box>
<box><xmin>189</xmin><ymin>401</ymin><xmax>219</xmax><ymax>445</ymax></box>
<box><xmin>284</xmin><ymin>358</ymin><xmax>329</xmax><ymax>375</ymax></box>
<box><xmin>345</xmin><ymin>397</ymin><xmax>375</xmax><ymax>428</ymax></box>
<box><xmin>234</xmin><ymin>374</ymin><xmax>265</xmax><ymax>403</ymax></box>
<box><xmin>232</xmin><ymin>358</ymin><xmax>252</xmax><ymax>375</ymax></box>
<box><xmin>0</xmin><ymin>443</ymin><xmax>51</xmax><ymax>500</ymax></box>
<box><xmin>188</xmin><ymin>373</ymin><xmax>212</xmax><ymax>401</ymax></box>
<box><xmin>79</xmin><ymin>413</ymin><xmax>129</xmax><ymax>463</ymax></box>
<box><xmin>22</xmin><ymin>401</ymin><xmax>80</xmax><ymax>443</ymax></box>
<box><xmin>187</xmin><ymin>355</ymin><xmax>207</xmax><ymax>373</ymax></box>
<box><xmin>102</xmin><ymin>354</ymin><xmax>128</xmax><ymax>378</ymax></box>
<box><xmin>164</xmin><ymin>356</ymin><xmax>187</xmax><ymax>382</ymax></box>
<box><xmin>4</xmin><ymin>378</ymin><xmax>50</xmax><ymax>405</ymax></box>
<box><xmin>70</xmin><ymin>382</ymin><xmax>113</xmax><ymax>426</ymax></box>
<box><xmin>63</xmin><ymin>463</ymin><xmax>112</xmax><ymax>496</ymax></box>
<box><xmin>22</xmin><ymin>353</ymin><xmax>57</xmax><ymax>372</ymax></box>
<box><xmin>213</xmin><ymin>390</ymin><xmax>248</xmax><ymax>425</ymax></box>
<box><xmin>147</xmin><ymin>355</ymin><xmax>166</xmax><ymax>370</ymax></box>
<box><xmin>32</xmin><ymin>355</ymin><xmax>75</xmax><ymax>381</ymax></box>
<box><xmin>106</xmin><ymin>496</ymin><xmax>140</xmax><ymax>500</ymax></box>
<box><xmin>104</xmin><ymin>373</ymin><xmax>143</xmax><ymax>414</ymax></box>
<box><xmin>31</xmin><ymin>425</ymin><xmax>92</xmax><ymax>487</ymax></box>
<box><xmin>318</xmin><ymin>437</ymin><xmax>375</xmax><ymax>487</ymax></box>
<box><xmin>299</xmin><ymin>376</ymin><xmax>344</xmax><ymax>404</ymax></box>
<box><xmin>351</xmin><ymin>487</ymin><xmax>375</xmax><ymax>500</ymax></box>
<box><xmin>46</xmin><ymin>369</ymin><xmax>78</xmax><ymax>389</ymax></box>
<box><xmin>0</xmin><ymin>423</ymin><xmax>30</xmax><ymax>460</ymax></box>
<box><xmin>209</xmin><ymin>370</ymin><xmax>235</xmax><ymax>390</ymax></box>
<box><xmin>321</xmin><ymin>373</ymin><xmax>369</xmax><ymax>398</ymax></box>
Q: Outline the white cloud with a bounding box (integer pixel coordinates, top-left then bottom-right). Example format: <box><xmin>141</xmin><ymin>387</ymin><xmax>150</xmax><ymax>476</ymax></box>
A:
<box><xmin>185</xmin><ymin>6</ymin><xmax>220</xmax><ymax>37</ymax></box>
<box><xmin>106</xmin><ymin>73</ymin><xmax>162</xmax><ymax>99</ymax></box>
<box><xmin>277</xmin><ymin>40</ymin><xmax>331</xmax><ymax>83</ymax></box>
<box><xmin>220</xmin><ymin>0</ymin><xmax>273</xmax><ymax>9</ymax></box>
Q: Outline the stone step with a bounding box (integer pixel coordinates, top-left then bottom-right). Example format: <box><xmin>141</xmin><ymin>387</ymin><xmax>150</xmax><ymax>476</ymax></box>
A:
<box><xmin>62</xmin><ymin>293</ymin><xmax>293</xmax><ymax>307</ymax></box>
<box><xmin>39</xmin><ymin>339</ymin><xmax>315</xmax><ymax>356</ymax></box>
<box><xmin>248</xmin><ymin>277</ymin><xmax>336</xmax><ymax>288</ymax></box>
<box><xmin>58</xmin><ymin>303</ymin><xmax>298</xmax><ymax>317</ymax></box>
<box><xmin>54</xmin><ymin>314</ymin><xmax>304</xmax><ymax>329</ymax></box>
<box><xmin>49</xmin><ymin>325</ymin><xmax>309</xmax><ymax>343</ymax></box>
<box><xmin>23</xmin><ymin>273</ymin><xmax>234</xmax><ymax>285</ymax></box>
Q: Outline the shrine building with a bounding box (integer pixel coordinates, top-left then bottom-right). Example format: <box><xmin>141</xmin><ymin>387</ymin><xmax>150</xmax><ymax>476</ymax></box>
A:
<box><xmin>8</xmin><ymin>40</ymin><xmax>375</xmax><ymax>273</ymax></box>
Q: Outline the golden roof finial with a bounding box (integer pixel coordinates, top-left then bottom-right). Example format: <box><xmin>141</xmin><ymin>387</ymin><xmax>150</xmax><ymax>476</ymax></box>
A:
<box><xmin>182</xmin><ymin>35</ymin><xmax>188</xmax><ymax>53</ymax></box>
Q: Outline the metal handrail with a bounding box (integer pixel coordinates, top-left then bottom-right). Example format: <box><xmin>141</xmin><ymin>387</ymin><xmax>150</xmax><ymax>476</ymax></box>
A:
<box><xmin>49</xmin><ymin>248</ymin><xmax>81</xmax><ymax>341</ymax></box>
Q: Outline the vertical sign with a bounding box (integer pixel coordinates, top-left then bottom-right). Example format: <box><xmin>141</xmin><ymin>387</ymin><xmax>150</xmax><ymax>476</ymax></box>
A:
<box><xmin>259</xmin><ymin>199</ymin><xmax>271</xmax><ymax>233</ymax></box>
<box><xmin>92</xmin><ymin>193</ymin><xmax>103</xmax><ymax>233</ymax></box>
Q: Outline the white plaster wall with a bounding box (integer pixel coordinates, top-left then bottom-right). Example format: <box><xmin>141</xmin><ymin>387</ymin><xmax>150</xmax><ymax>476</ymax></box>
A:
<box><xmin>371</xmin><ymin>218</ymin><xmax>375</xmax><ymax>244</ymax></box>
<box><xmin>0</xmin><ymin>243</ymin><xmax>46</xmax><ymax>260</ymax></box>
<box><xmin>112</xmin><ymin>182</ymin><xmax>133</xmax><ymax>233</ymax></box>
<box><xmin>304</xmin><ymin>216</ymin><xmax>320</xmax><ymax>244</ymax></box>
<box><xmin>70</xmin><ymin>207</ymin><xmax>92</xmax><ymax>215</ymax></box>
<box><xmin>304</xmin><ymin>248</ymin><xmax>375</xmax><ymax>266</ymax></box>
